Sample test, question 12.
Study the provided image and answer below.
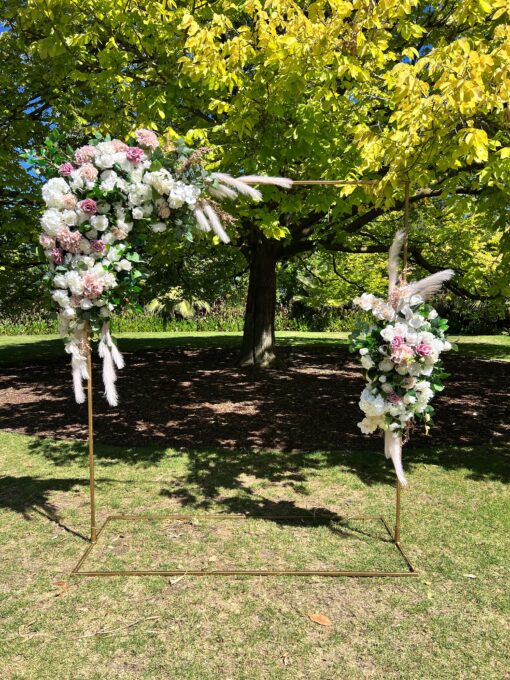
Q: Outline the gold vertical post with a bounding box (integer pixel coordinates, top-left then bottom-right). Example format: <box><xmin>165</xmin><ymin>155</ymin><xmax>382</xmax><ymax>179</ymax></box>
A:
<box><xmin>395</xmin><ymin>480</ymin><xmax>401</xmax><ymax>544</ymax></box>
<box><xmin>86</xmin><ymin>329</ymin><xmax>97</xmax><ymax>543</ymax></box>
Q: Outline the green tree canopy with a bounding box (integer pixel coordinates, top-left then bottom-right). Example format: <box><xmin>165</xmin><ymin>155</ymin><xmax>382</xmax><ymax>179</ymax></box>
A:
<box><xmin>2</xmin><ymin>0</ymin><xmax>509</xmax><ymax>360</ymax></box>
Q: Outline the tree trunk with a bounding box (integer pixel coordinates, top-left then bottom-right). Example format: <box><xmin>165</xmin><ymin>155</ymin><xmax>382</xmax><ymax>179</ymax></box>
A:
<box><xmin>240</xmin><ymin>236</ymin><xmax>279</xmax><ymax>367</ymax></box>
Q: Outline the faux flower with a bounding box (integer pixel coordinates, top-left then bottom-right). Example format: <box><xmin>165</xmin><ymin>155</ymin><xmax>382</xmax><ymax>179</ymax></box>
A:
<box><xmin>82</xmin><ymin>272</ymin><xmax>104</xmax><ymax>299</ymax></box>
<box><xmin>126</xmin><ymin>147</ymin><xmax>145</xmax><ymax>164</ymax></box>
<box><xmin>51</xmin><ymin>248</ymin><xmax>64</xmax><ymax>264</ymax></box>
<box><xmin>90</xmin><ymin>239</ymin><xmax>106</xmax><ymax>253</ymax></box>
<box><xmin>59</xmin><ymin>163</ymin><xmax>74</xmax><ymax>176</ymax></box>
<box><xmin>56</xmin><ymin>228</ymin><xmax>81</xmax><ymax>253</ymax></box>
<box><xmin>134</xmin><ymin>128</ymin><xmax>159</xmax><ymax>150</ymax></box>
<box><xmin>79</xmin><ymin>163</ymin><xmax>98</xmax><ymax>181</ymax></box>
<box><xmin>74</xmin><ymin>145</ymin><xmax>97</xmax><ymax>165</ymax></box>
<box><xmin>79</xmin><ymin>199</ymin><xmax>98</xmax><ymax>214</ymax></box>
<box><xmin>415</xmin><ymin>343</ymin><xmax>432</xmax><ymax>357</ymax></box>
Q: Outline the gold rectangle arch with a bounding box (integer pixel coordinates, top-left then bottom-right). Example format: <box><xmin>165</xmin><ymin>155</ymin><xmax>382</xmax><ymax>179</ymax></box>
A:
<box><xmin>71</xmin><ymin>178</ymin><xmax>417</xmax><ymax>578</ymax></box>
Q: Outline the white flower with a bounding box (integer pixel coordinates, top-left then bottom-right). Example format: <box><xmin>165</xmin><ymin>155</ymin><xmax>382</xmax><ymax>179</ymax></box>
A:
<box><xmin>428</xmin><ymin>309</ymin><xmax>438</xmax><ymax>320</ymax></box>
<box><xmin>380</xmin><ymin>325</ymin><xmax>395</xmax><ymax>342</ymax></box>
<box><xmin>132</xmin><ymin>207</ymin><xmax>144</xmax><ymax>220</ymax></box>
<box><xmin>117</xmin><ymin>259</ymin><xmax>132</xmax><ymax>271</ymax></box>
<box><xmin>52</xmin><ymin>290</ymin><xmax>70</xmax><ymax>307</ymax></box>
<box><xmin>150</xmin><ymin>222</ymin><xmax>167</xmax><ymax>233</ymax></box>
<box><xmin>361</xmin><ymin>355</ymin><xmax>375</xmax><ymax>370</ymax></box>
<box><xmin>41</xmin><ymin>209</ymin><xmax>64</xmax><ymax>236</ymax></box>
<box><xmin>444</xmin><ymin>340</ymin><xmax>452</xmax><ymax>351</ymax></box>
<box><xmin>65</xmin><ymin>271</ymin><xmax>84</xmax><ymax>295</ymax></box>
<box><xmin>358</xmin><ymin>417</ymin><xmax>383</xmax><ymax>434</ymax></box>
<box><xmin>379</xmin><ymin>358</ymin><xmax>394</xmax><ymax>372</ymax></box>
<box><xmin>42</xmin><ymin>178</ymin><xmax>69</xmax><ymax>208</ymax></box>
<box><xmin>80</xmin><ymin>298</ymin><xmax>93</xmax><ymax>310</ymax></box>
<box><xmin>359</xmin><ymin>348</ymin><xmax>369</xmax><ymax>356</ymax></box>
<box><xmin>53</xmin><ymin>274</ymin><xmax>67</xmax><ymax>289</ymax></box>
<box><xmin>90</xmin><ymin>215</ymin><xmax>109</xmax><ymax>232</ymax></box>
<box><xmin>409</xmin><ymin>295</ymin><xmax>423</xmax><ymax>306</ymax></box>
<box><xmin>62</xmin><ymin>307</ymin><xmax>76</xmax><ymax>320</ymax></box>
<box><xmin>381</xmin><ymin>383</ymin><xmax>393</xmax><ymax>393</ymax></box>
<box><xmin>62</xmin><ymin>210</ymin><xmax>78</xmax><ymax>226</ymax></box>
<box><xmin>144</xmin><ymin>168</ymin><xmax>175</xmax><ymax>195</ymax></box>
<box><xmin>408</xmin><ymin>314</ymin><xmax>425</xmax><ymax>329</ymax></box>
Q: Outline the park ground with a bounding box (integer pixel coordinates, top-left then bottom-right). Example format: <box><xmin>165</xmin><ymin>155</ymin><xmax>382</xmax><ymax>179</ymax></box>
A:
<box><xmin>0</xmin><ymin>332</ymin><xmax>509</xmax><ymax>679</ymax></box>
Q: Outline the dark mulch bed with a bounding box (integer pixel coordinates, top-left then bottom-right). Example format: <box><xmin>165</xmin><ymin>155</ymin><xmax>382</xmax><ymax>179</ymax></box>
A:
<box><xmin>0</xmin><ymin>346</ymin><xmax>508</xmax><ymax>451</ymax></box>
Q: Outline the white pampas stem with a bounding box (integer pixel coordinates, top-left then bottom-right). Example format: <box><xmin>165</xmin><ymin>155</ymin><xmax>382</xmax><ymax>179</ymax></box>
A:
<box><xmin>384</xmin><ymin>431</ymin><xmax>407</xmax><ymax>486</ymax></box>
<box><xmin>207</xmin><ymin>184</ymin><xmax>238</xmax><ymax>201</ymax></box>
<box><xmin>98</xmin><ymin>323</ymin><xmax>123</xmax><ymax>407</ymax></box>
<box><xmin>71</xmin><ymin>355</ymin><xmax>86</xmax><ymax>404</ymax></box>
<box><xmin>193</xmin><ymin>207</ymin><xmax>211</xmax><ymax>232</ymax></box>
<box><xmin>211</xmin><ymin>173</ymin><xmax>262</xmax><ymax>201</ymax></box>
<box><xmin>408</xmin><ymin>269</ymin><xmax>455</xmax><ymax>301</ymax></box>
<box><xmin>202</xmin><ymin>202</ymin><xmax>230</xmax><ymax>243</ymax></box>
<box><xmin>388</xmin><ymin>230</ymin><xmax>405</xmax><ymax>294</ymax></box>
<box><xmin>65</xmin><ymin>327</ymin><xmax>89</xmax><ymax>404</ymax></box>
<box><xmin>236</xmin><ymin>175</ymin><xmax>294</xmax><ymax>190</ymax></box>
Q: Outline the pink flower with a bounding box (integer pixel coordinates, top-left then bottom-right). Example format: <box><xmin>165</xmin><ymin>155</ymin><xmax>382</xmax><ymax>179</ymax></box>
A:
<box><xmin>82</xmin><ymin>272</ymin><xmax>104</xmax><ymax>299</ymax></box>
<box><xmin>90</xmin><ymin>239</ymin><xmax>105</xmax><ymax>253</ymax></box>
<box><xmin>51</xmin><ymin>248</ymin><xmax>64</xmax><ymax>264</ymax></box>
<box><xmin>387</xmin><ymin>393</ymin><xmax>402</xmax><ymax>404</ymax></box>
<box><xmin>39</xmin><ymin>234</ymin><xmax>55</xmax><ymax>249</ymax></box>
<box><xmin>416</xmin><ymin>343</ymin><xmax>432</xmax><ymax>357</ymax></box>
<box><xmin>391</xmin><ymin>344</ymin><xmax>414</xmax><ymax>365</ymax></box>
<box><xmin>390</xmin><ymin>336</ymin><xmax>405</xmax><ymax>349</ymax></box>
<box><xmin>56</xmin><ymin>227</ymin><xmax>81</xmax><ymax>253</ymax></box>
<box><xmin>126</xmin><ymin>147</ymin><xmax>145</xmax><ymax>164</ymax></box>
<box><xmin>79</xmin><ymin>198</ymin><xmax>97</xmax><ymax>214</ymax></box>
<box><xmin>74</xmin><ymin>145</ymin><xmax>97</xmax><ymax>165</ymax></box>
<box><xmin>111</xmin><ymin>226</ymin><xmax>128</xmax><ymax>240</ymax></box>
<box><xmin>134</xmin><ymin>128</ymin><xmax>159</xmax><ymax>150</ymax></box>
<box><xmin>158</xmin><ymin>204</ymin><xmax>171</xmax><ymax>219</ymax></box>
<box><xmin>58</xmin><ymin>163</ymin><xmax>74</xmax><ymax>176</ymax></box>
<box><xmin>62</xmin><ymin>193</ymin><xmax>78</xmax><ymax>209</ymax></box>
<box><xmin>112</xmin><ymin>139</ymin><xmax>128</xmax><ymax>152</ymax></box>
<box><xmin>79</xmin><ymin>163</ymin><xmax>98</xmax><ymax>181</ymax></box>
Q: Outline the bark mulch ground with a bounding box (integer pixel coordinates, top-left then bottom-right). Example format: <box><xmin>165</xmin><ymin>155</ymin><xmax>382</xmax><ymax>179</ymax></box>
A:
<box><xmin>0</xmin><ymin>346</ymin><xmax>508</xmax><ymax>452</ymax></box>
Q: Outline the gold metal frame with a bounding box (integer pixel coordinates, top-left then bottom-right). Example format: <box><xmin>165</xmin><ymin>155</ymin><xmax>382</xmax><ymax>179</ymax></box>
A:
<box><xmin>71</xmin><ymin>178</ymin><xmax>417</xmax><ymax>579</ymax></box>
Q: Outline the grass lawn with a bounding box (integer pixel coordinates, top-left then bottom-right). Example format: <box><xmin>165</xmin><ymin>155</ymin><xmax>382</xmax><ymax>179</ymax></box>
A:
<box><xmin>0</xmin><ymin>429</ymin><xmax>508</xmax><ymax>679</ymax></box>
<box><xmin>1</xmin><ymin>330</ymin><xmax>510</xmax><ymax>364</ymax></box>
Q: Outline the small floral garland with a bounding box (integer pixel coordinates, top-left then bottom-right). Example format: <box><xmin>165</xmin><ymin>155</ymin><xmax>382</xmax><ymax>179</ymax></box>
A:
<box><xmin>349</xmin><ymin>232</ymin><xmax>454</xmax><ymax>485</ymax></box>
<box><xmin>32</xmin><ymin>130</ymin><xmax>292</xmax><ymax>406</ymax></box>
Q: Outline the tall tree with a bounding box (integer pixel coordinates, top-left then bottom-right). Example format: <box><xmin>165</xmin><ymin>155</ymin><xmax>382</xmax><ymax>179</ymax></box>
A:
<box><xmin>2</xmin><ymin>0</ymin><xmax>510</xmax><ymax>361</ymax></box>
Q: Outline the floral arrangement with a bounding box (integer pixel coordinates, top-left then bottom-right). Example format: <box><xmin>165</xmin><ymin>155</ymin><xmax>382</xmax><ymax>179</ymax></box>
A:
<box><xmin>349</xmin><ymin>231</ymin><xmax>454</xmax><ymax>485</ymax></box>
<box><xmin>32</xmin><ymin>129</ymin><xmax>292</xmax><ymax>406</ymax></box>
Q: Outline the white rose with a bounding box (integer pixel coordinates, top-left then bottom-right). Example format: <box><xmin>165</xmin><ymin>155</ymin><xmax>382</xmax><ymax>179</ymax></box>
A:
<box><xmin>53</xmin><ymin>274</ymin><xmax>67</xmax><ymax>289</ymax></box>
<box><xmin>62</xmin><ymin>210</ymin><xmax>78</xmax><ymax>226</ymax></box>
<box><xmin>428</xmin><ymin>309</ymin><xmax>438</xmax><ymax>320</ymax></box>
<box><xmin>359</xmin><ymin>348</ymin><xmax>369</xmax><ymax>356</ymax></box>
<box><xmin>117</xmin><ymin>259</ymin><xmax>132</xmax><ymax>271</ymax></box>
<box><xmin>380</xmin><ymin>326</ymin><xmax>395</xmax><ymax>342</ymax></box>
<box><xmin>80</xmin><ymin>298</ymin><xmax>93</xmax><ymax>310</ymax></box>
<box><xmin>378</xmin><ymin>358</ymin><xmax>394</xmax><ymax>372</ymax></box>
<box><xmin>132</xmin><ymin>207</ymin><xmax>144</xmax><ymax>220</ymax></box>
<box><xmin>42</xmin><ymin>177</ymin><xmax>69</xmax><ymax>207</ymax></box>
<box><xmin>65</xmin><ymin>271</ymin><xmax>84</xmax><ymax>295</ymax></box>
<box><xmin>62</xmin><ymin>307</ymin><xmax>76</xmax><ymax>320</ymax></box>
<box><xmin>41</xmin><ymin>209</ymin><xmax>64</xmax><ymax>236</ymax></box>
<box><xmin>90</xmin><ymin>215</ymin><xmax>109</xmax><ymax>232</ymax></box>
<box><xmin>52</xmin><ymin>290</ymin><xmax>70</xmax><ymax>307</ymax></box>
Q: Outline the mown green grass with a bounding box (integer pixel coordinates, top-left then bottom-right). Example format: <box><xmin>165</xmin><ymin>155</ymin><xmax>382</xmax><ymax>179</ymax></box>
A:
<box><xmin>0</xmin><ymin>430</ymin><xmax>508</xmax><ymax>679</ymax></box>
<box><xmin>1</xmin><ymin>330</ymin><xmax>509</xmax><ymax>364</ymax></box>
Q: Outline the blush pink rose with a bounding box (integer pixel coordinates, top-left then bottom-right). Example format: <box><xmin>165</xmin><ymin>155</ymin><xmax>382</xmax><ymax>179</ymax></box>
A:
<box><xmin>79</xmin><ymin>198</ymin><xmax>97</xmax><ymax>214</ymax></box>
<box><xmin>39</xmin><ymin>234</ymin><xmax>55</xmax><ymax>249</ymax></box>
<box><xmin>126</xmin><ymin>147</ymin><xmax>145</xmax><ymax>164</ymax></box>
<box><xmin>82</xmin><ymin>272</ymin><xmax>104</xmax><ymax>299</ymax></box>
<box><xmin>51</xmin><ymin>248</ymin><xmax>64</xmax><ymax>264</ymax></box>
<box><xmin>90</xmin><ymin>239</ymin><xmax>105</xmax><ymax>252</ymax></box>
<box><xmin>74</xmin><ymin>145</ymin><xmax>97</xmax><ymax>165</ymax></box>
<box><xmin>79</xmin><ymin>163</ymin><xmax>98</xmax><ymax>181</ymax></box>
<box><xmin>134</xmin><ymin>128</ymin><xmax>159</xmax><ymax>150</ymax></box>
<box><xmin>62</xmin><ymin>193</ymin><xmax>78</xmax><ymax>209</ymax></box>
<box><xmin>58</xmin><ymin>163</ymin><xmax>74</xmax><ymax>176</ymax></box>
<box><xmin>416</xmin><ymin>343</ymin><xmax>432</xmax><ymax>357</ymax></box>
<box><xmin>56</xmin><ymin>228</ymin><xmax>81</xmax><ymax>253</ymax></box>
<box><xmin>112</xmin><ymin>139</ymin><xmax>128</xmax><ymax>152</ymax></box>
<box><xmin>391</xmin><ymin>344</ymin><xmax>414</xmax><ymax>365</ymax></box>
<box><xmin>390</xmin><ymin>336</ymin><xmax>405</xmax><ymax>349</ymax></box>
<box><xmin>387</xmin><ymin>393</ymin><xmax>402</xmax><ymax>404</ymax></box>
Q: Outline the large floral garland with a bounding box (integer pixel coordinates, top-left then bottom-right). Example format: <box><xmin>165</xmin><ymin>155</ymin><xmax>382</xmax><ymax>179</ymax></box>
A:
<box><xmin>33</xmin><ymin>130</ymin><xmax>292</xmax><ymax>406</ymax></box>
<box><xmin>349</xmin><ymin>232</ymin><xmax>454</xmax><ymax>485</ymax></box>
